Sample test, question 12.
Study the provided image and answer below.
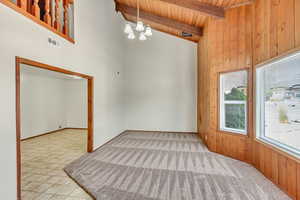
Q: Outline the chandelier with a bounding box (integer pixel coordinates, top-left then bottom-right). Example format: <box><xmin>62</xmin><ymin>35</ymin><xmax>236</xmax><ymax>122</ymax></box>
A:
<box><xmin>123</xmin><ymin>0</ymin><xmax>152</xmax><ymax>41</ymax></box>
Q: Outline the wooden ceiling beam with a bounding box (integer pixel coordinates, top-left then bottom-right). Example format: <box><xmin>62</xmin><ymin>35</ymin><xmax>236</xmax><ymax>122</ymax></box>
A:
<box><xmin>123</xmin><ymin>13</ymin><xmax>199</xmax><ymax>42</ymax></box>
<box><xmin>116</xmin><ymin>3</ymin><xmax>203</xmax><ymax>37</ymax></box>
<box><xmin>225</xmin><ymin>0</ymin><xmax>255</xmax><ymax>9</ymax></box>
<box><xmin>157</xmin><ymin>0</ymin><xmax>225</xmax><ymax>19</ymax></box>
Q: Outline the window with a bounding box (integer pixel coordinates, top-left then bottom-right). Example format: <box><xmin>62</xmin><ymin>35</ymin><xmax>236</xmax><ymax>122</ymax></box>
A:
<box><xmin>256</xmin><ymin>51</ymin><xmax>300</xmax><ymax>157</ymax></box>
<box><xmin>219</xmin><ymin>70</ymin><xmax>248</xmax><ymax>135</ymax></box>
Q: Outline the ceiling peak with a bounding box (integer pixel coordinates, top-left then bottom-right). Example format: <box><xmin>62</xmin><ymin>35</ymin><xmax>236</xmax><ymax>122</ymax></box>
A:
<box><xmin>116</xmin><ymin>3</ymin><xmax>203</xmax><ymax>37</ymax></box>
<box><xmin>157</xmin><ymin>0</ymin><xmax>225</xmax><ymax>19</ymax></box>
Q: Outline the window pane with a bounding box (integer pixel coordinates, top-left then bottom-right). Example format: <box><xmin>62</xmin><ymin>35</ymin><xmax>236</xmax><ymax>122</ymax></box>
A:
<box><xmin>220</xmin><ymin>70</ymin><xmax>248</xmax><ymax>134</ymax></box>
<box><xmin>257</xmin><ymin>52</ymin><xmax>300</xmax><ymax>155</ymax></box>
<box><xmin>225</xmin><ymin>104</ymin><xmax>246</xmax><ymax>130</ymax></box>
<box><xmin>222</xmin><ymin>71</ymin><xmax>247</xmax><ymax>101</ymax></box>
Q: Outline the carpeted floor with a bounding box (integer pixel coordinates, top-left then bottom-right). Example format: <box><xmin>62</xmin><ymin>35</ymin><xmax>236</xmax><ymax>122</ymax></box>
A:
<box><xmin>64</xmin><ymin>131</ymin><xmax>291</xmax><ymax>200</ymax></box>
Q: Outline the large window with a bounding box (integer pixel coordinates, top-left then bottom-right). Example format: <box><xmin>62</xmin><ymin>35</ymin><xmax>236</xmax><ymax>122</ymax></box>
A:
<box><xmin>219</xmin><ymin>70</ymin><xmax>248</xmax><ymax>135</ymax></box>
<box><xmin>256</xmin><ymin>51</ymin><xmax>300</xmax><ymax>157</ymax></box>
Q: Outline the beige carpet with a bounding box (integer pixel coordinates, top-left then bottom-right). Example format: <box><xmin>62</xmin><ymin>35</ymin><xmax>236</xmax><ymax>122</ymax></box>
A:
<box><xmin>65</xmin><ymin>131</ymin><xmax>291</xmax><ymax>200</ymax></box>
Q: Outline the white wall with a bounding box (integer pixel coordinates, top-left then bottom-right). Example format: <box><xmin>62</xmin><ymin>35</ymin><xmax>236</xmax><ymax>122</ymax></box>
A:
<box><xmin>124</xmin><ymin>30</ymin><xmax>197</xmax><ymax>132</ymax></box>
<box><xmin>0</xmin><ymin>0</ymin><xmax>125</xmax><ymax>198</ymax></box>
<box><xmin>0</xmin><ymin>0</ymin><xmax>197</xmax><ymax>198</ymax></box>
<box><xmin>20</xmin><ymin>66</ymin><xmax>87</xmax><ymax>139</ymax></box>
<box><xmin>65</xmin><ymin>79</ymin><xmax>87</xmax><ymax>128</ymax></box>
<box><xmin>21</xmin><ymin>66</ymin><xmax>67</xmax><ymax>139</ymax></box>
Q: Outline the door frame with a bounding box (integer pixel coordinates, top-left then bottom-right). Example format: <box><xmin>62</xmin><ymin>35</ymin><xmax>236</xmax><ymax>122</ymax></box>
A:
<box><xmin>15</xmin><ymin>57</ymin><xmax>94</xmax><ymax>200</ymax></box>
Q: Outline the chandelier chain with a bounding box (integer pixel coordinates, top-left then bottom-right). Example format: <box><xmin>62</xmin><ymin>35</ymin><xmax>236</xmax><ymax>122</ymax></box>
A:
<box><xmin>137</xmin><ymin>0</ymin><xmax>140</xmax><ymax>22</ymax></box>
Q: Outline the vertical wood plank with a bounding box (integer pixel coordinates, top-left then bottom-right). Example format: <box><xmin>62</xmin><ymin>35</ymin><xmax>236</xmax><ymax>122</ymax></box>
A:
<box><xmin>253</xmin><ymin>142</ymin><xmax>260</xmax><ymax>169</ymax></box>
<box><xmin>237</xmin><ymin>6</ymin><xmax>246</xmax><ymax>69</ymax></box>
<box><xmin>229</xmin><ymin>8</ymin><xmax>238</xmax><ymax>70</ymax></box>
<box><xmin>271</xmin><ymin>151</ymin><xmax>279</xmax><ymax>184</ymax></box>
<box><xmin>245</xmin><ymin>4</ymin><xmax>253</xmax><ymax>69</ymax></box>
<box><xmin>295</xmin><ymin>0</ymin><xmax>300</xmax><ymax>47</ymax></box>
<box><xmin>233</xmin><ymin>137</ymin><xmax>239</xmax><ymax>159</ymax></box>
<box><xmin>215</xmin><ymin>14</ymin><xmax>224</xmax><ymax>156</ymax></box>
<box><xmin>270</xmin><ymin>0</ymin><xmax>279</xmax><ymax>58</ymax></box>
<box><xmin>277</xmin><ymin>0</ymin><xmax>295</xmax><ymax>53</ymax></box>
<box><xmin>216</xmin><ymin>19</ymin><xmax>225</xmax><ymax>70</ymax></box>
<box><xmin>264</xmin><ymin>0</ymin><xmax>271</xmax><ymax>59</ymax></box>
<box><xmin>244</xmin><ymin>139</ymin><xmax>252</xmax><ymax>164</ymax></box>
<box><xmin>253</xmin><ymin>0</ymin><xmax>266</xmax><ymax>64</ymax></box>
<box><xmin>207</xmin><ymin>18</ymin><xmax>217</xmax><ymax>152</ymax></box>
<box><xmin>287</xmin><ymin>159</ymin><xmax>297</xmax><ymax>198</ymax></box>
<box><xmin>218</xmin><ymin>134</ymin><xmax>224</xmax><ymax>155</ymax></box>
<box><xmin>264</xmin><ymin>147</ymin><xmax>272</xmax><ymax>179</ymax></box>
<box><xmin>223</xmin><ymin>11</ymin><xmax>231</xmax><ymax>69</ymax></box>
<box><xmin>297</xmin><ymin>164</ymin><xmax>300</xmax><ymax>200</ymax></box>
<box><xmin>278</xmin><ymin>155</ymin><xmax>287</xmax><ymax>191</ymax></box>
<box><xmin>222</xmin><ymin>135</ymin><xmax>228</xmax><ymax>157</ymax></box>
<box><xmin>197</xmin><ymin>21</ymin><xmax>209</xmax><ymax>148</ymax></box>
<box><xmin>245</xmin><ymin>4</ymin><xmax>254</xmax><ymax>164</ymax></box>
<box><xmin>234</xmin><ymin>137</ymin><xmax>240</xmax><ymax>160</ymax></box>
<box><xmin>230</xmin><ymin>136</ymin><xmax>236</xmax><ymax>159</ymax></box>
<box><xmin>240</xmin><ymin>138</ymin><xmax>247</xmax><ymax>161</ymax></box>
<box><xmin>259</xmin><ymin>144</ymin><xmax>265</xmax><ymax>173</ymax></box>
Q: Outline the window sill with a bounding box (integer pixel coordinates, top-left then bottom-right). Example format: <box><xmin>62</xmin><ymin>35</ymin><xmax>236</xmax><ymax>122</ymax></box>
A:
<box><xmin>220</xmin><ymin>127</ymin><xmax>247</xmax><ymax>135</ymax></box>
<box><xmin>255</xmin><ymin>137</ymin><xmax>300</xmax><ymax>163</ymax></box>
<box><xmin>218</xmin><ymin>129</ymin><xmax>249</xmax><ymax>138</ymax></box>
<box><xmin>0</xmin><ymin>0</ymin><xmax>75</xmax><ymax>44</ymax></box>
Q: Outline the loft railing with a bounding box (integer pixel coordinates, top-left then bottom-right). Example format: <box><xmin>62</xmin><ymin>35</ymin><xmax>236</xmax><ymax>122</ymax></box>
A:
<box><xmin>0</xmin><ymin>0</ymin><xmax>74</xmax><ymax>43</ymax></box>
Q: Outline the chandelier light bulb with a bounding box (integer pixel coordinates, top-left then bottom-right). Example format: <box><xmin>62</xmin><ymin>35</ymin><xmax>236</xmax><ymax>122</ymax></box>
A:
<box><xmin>128</xmin><ymin>32</ymin><xmax>135</xmax><ymax>40</ymax></box>
<box><xmin>123</xmin><ymin>0</ymin><xmax>152</xmax><ymax>40</ymax></box>
<box><xmin>139</xmin><ymin>32</ymin><xmax>147</xmax><ymax>41</ymax></box>
<box><xmin>124</xmin><ymin>23</ymin><xmax>133</xmax><ymax>34</ymax></box>
<box><xmin>136</xmin><ymin>21</ymin><xmax>145</xmax><ymax>32</ymax></box>
<box><xmin>144</xmin><ymin>26</ymin><xmax>152</xmax><ymax>36</ymax></box>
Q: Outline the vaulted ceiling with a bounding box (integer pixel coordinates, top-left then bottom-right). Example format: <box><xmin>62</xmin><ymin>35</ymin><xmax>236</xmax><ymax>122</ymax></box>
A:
<box><xmin>114</xmin><ymin>0</ymin><xmax>254</xmax><ymax>42</ymax></box>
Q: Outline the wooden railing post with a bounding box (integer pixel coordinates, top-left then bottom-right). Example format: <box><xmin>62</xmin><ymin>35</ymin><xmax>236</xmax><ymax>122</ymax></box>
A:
<box><xmin>17</xmin><ymin>0</ymin><xmax>27</xmax><ymax>10</ymax></box>
<box><xmin>31</xmin><ymin>0</ymin><xmax>40</xmax><ymax>18</ymax></box>
<box><xmin>44</xmin><ymin>0</ymin><xmax>52</xmax><ymax>25</ymax></box>
<box><xmin>63</xmin><ymin>0</ymin><xmax>69</xmax><ymax>35</ymax></box>
<box><xmin>54</xmin><ymin>0</ymin><xmax>61</xmax><ymax>31</ymax></box>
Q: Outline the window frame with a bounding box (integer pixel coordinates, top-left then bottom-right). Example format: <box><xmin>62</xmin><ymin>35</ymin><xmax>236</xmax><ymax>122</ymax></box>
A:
<box><xmin>255</xmin><ymin>50</ymin><xmax>300</xmax><ymax>158</ymax></box>
<box><xmin>218</xmin><ymin>69</ymin><xmax>250</xmax><ymax>136</ymax></box>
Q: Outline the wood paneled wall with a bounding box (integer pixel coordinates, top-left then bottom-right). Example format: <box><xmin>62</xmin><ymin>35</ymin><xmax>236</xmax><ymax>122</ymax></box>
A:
<box><xmin>197</xmin><ymin>20</ymin><xmax>209</xmax><ymax>146</ymax></box>
<box><xmin>197</xmin><ymin>0</ymin><xmax>300</xmax><ymax>199</ymax></box>
<box><xmin>198</xmin><ymin>4</ymin><xmax>253</xmax><ymax>162</ymax></box>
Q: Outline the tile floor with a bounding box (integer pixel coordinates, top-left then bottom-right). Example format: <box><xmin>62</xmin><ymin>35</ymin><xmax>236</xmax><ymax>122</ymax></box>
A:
<box><xmin>21</xmin><ymin>129</ymin><xmax>93</xmax><ymax>200</ymax></box>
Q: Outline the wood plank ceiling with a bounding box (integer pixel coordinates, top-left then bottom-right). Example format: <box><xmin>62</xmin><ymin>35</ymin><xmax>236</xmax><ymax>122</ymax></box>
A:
<box><xmin>115</xmin><ymin>0</ymin><xmax>254</xmax><ymax>42</ymax></box>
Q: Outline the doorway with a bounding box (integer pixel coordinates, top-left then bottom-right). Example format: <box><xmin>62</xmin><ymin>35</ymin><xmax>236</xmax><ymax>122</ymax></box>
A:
<box><xmin>15</xmin><ymin>57</ymin><xmax>94</xmax><ymax>200</ymax></box>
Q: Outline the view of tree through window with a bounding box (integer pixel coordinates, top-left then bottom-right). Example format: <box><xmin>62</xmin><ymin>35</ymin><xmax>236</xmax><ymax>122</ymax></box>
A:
<box><xmin>220</xmin><ymin>70</ymin><xmax>248</xmax><ymax>134</ymax></box>
<box><xmin>256</xmin><ymin>52</ymin><xmax>300</xmax><ymax>155</ymax></box>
